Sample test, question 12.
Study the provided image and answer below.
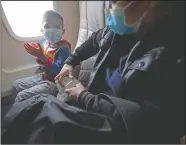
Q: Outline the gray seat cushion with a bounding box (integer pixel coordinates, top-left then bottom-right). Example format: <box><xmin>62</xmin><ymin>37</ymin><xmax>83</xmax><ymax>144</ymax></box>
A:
<box><xmin>73</xmin><ymin>1</ymin><xmax>107</xmax><ymax>86</ymax></box>
<box><xmin>78</xmin><ymin>56</ymin><xmax>97</xmax><ymax>87</ymax></box>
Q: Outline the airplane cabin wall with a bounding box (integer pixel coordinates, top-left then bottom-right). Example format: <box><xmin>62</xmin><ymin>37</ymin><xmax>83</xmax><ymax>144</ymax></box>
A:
<box><xmin>1</xmin><ymin>1</ymin><xmax>80</xmax><ymax>97</ymax></box>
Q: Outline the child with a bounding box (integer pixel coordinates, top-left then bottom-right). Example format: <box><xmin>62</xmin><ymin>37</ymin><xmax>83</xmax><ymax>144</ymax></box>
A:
<box><xmin>13</xmin><ymin>10</ymin><xmax>71</xmax><ymax>103</ymax></box>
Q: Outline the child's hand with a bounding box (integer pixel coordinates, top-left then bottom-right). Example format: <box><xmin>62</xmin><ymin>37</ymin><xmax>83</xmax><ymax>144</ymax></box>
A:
<box><xmin>24</xmin><ymin>43</ymin><xmax>44</xmax><ymax>57</ymax></box>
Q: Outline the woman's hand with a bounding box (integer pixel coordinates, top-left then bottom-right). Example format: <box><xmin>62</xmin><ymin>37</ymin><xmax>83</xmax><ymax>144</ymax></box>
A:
<box><xmin>65</xmin><ymin>83</ymin><xmax>86</xmax><ymax>100</ymax></box>
<box><xmin>55</xmin><ymin>64</ymin><xmax>74</xmax><ymax>82</ymax></box>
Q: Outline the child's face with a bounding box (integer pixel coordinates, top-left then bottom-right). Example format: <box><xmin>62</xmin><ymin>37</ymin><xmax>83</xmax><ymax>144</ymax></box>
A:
<box><xmin>41</xmin><ymin>16</ymin><xmax>65</xmax><ymax>44</ymax></box>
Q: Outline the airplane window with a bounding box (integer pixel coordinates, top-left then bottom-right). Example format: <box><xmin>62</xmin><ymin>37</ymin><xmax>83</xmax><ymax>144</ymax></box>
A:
<box><xmin>1</xmin><ymin>1</ymin><xmax>53</xmax><ymax>38</ymax></box>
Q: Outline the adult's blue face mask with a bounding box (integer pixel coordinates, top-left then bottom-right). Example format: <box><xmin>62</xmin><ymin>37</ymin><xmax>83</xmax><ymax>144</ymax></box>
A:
<box><xmin>106</xmin><ymin>10</ymin><xmax>135</xmax><ymax>35</ymax></box>
<box><xmin>105</xmin><ymin>2</ymin><xmax>147</xmax><ymax>35</ymax></box>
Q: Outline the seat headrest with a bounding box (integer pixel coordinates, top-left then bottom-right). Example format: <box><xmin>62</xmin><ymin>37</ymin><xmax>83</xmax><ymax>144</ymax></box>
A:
<box><xmin>75</xmin><ymin>1</ymin><xmax>109</xmax><ymax>49</ymax></box>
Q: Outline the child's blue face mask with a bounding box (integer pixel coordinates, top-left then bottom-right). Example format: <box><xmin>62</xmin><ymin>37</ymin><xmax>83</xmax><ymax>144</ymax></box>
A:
<box><xmin>105</xmin><ymin>2</ymin><xmax>147</xmax><ymax>35</ymax></box>
<box><xmin>43</xmin><ymin>28</ymin><xmax>62</xmax><ymax>43</ymax></box>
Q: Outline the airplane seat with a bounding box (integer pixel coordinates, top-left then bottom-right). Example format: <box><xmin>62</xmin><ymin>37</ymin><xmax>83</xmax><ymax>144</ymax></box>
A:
<box><xmin>74</xmin><ymin>1</ymin><xmax>106</xmax><ymax>49</ymax></box>
<box><xmin>72</xmin><ymin>1</ymin><xmax>107</xmax><ymax>86</ymax></box>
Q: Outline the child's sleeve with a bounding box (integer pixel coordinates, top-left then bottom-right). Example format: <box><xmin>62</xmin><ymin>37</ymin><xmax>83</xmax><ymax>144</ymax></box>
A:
<box><xmin>42</xmin><ymin>46</ymin><xmax>70</xmax><ymax>76</ymax></box>
<box><xmin>36</xmin><ymin>57</ymin><xmax>45</xmax><ymax>65</ymax></box>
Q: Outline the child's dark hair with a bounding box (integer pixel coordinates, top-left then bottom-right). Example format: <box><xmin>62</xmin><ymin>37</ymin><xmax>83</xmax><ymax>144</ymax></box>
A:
<box><xmin>42</xmin><ymin>10</ymin><xmax>64</xmax><ymax>27</ymax></box>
